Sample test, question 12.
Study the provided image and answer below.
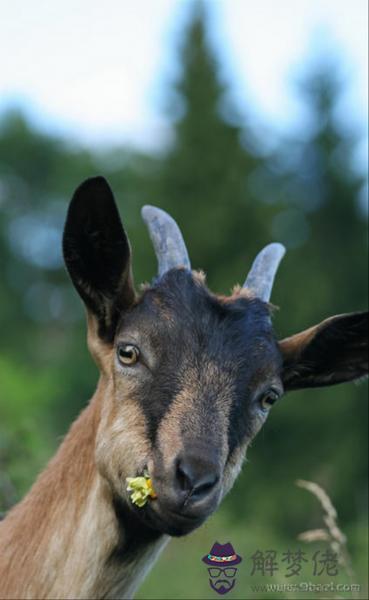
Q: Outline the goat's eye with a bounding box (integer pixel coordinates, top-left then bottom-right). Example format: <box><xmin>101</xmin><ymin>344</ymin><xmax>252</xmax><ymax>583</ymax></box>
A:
<box><xmin>260</xmin><ymin>388</ymin><xmax>280</xmax><ymax>411</ymax></box>
<box><xmin>117</xmin><ymin>344</ymin><xmax>140</xmax><ymax>366</ymax></box>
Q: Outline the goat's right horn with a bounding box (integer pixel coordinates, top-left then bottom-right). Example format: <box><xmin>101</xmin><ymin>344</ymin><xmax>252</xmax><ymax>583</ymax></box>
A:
<box><xmin>141</xmin><ymin>205</ymin><xmax>191</xmax><ymax>277</ymax></box>
<box><xmin>243</xmin><ymin>243</ymin><xmax>286</xmax><ymax>302</ymax></box>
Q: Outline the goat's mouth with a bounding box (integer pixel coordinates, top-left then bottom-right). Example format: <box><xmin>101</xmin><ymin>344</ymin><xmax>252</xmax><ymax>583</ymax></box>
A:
<box><xmin>130</xmin><ymin>499</ymin><xmax>210</xmax><ymax>537</ymax></box>
<box><xmin>126</xmin><ymin>484</ymin><xmax>220</xmax><ymax>537</ymax></box>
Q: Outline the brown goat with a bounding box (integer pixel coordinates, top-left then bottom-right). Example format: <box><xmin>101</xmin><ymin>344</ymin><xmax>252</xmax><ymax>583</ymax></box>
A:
<box><xmin>0</xmin><ymin>177</ymin><xmax>367</xmax><ymax>599</ymax></box>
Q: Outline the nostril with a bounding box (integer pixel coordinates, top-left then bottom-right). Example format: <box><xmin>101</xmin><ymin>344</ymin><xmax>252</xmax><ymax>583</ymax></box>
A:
<box><xmin>176</xmin><ymin>459</ymin><xmax>194</xmax><ymax>492</ymax></box>
<box><xmin>175</xmin><ymin>456</ymin><xmax>219</xmax><ymax>499</ymax></box>
<box><xmin>192</xmin><ymin>473</ymin><xmax>219</xmax><ymax>497</ymax></box>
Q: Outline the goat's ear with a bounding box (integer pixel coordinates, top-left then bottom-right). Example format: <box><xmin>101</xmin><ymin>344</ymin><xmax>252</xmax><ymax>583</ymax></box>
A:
<box><xmin>63</xmin><ymin>177</ymin><xmax>135</xmax><ymax>342</ymax></box>
<box><xmin>279</xmin><ymin>311</ymin><xmax>368</xmax><ymax>390</ymax></box>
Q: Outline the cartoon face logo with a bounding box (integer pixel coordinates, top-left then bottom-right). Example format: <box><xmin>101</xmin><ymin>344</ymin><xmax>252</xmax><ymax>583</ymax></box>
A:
<box><xmin>202</xmin><ymin>542</ymin><xmax>242</xmax><ymax>595</ymax></box>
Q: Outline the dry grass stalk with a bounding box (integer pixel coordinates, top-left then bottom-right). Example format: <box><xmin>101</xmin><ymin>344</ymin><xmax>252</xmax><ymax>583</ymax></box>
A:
<box><xmin>296</xmin><ymin>479</ymin><xmax>357</xmax><ymax>597</ymax></box>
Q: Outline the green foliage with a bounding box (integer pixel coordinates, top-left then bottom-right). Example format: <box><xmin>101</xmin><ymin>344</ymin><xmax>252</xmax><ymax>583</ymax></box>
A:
<box><xmin>0</xmin><ymin>356</ymin><xmax>57</xmax><ymax>510</ymax></box>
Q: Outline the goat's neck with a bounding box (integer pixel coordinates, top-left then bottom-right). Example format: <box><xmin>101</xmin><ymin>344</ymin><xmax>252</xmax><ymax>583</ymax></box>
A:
<box><xmin>0</xmin><ymin>377</ymin><xmax>168</xmax><ymax>599</ymax></box>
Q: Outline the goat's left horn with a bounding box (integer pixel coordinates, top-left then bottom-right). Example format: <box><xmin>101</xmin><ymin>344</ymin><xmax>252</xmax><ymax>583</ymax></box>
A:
<box><xmin>243</xmin><ymin>243</ymin><xmax>286</xmax><ymax>302</ymax></box>
<box><xmin>141</xmin><ymin>205</ymin><xmax>191</xmax><ymax>277</ymax></box>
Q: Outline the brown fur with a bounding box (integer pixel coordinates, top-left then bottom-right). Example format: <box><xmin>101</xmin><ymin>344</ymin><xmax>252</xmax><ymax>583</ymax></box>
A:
<box><xmin>0</xmin><ymin>384</ymin><xmax>102</xmax><ymax>598</ymax></box>
<box><xmin>0</xmin><ymin>375</ymin><xmax>167</xmax><ymax>600</ymax></box>
<box><xmin>278</xmin><ymin>318</ymin><xmax>331</xmax><ymax>359</ymax></box>
<box><xmin>155</xmin><ymin>362</ymin><xmax>232</xmax><ymax>471</ymax></box>
<box><xmin>0</xmin><ymin>307</ymin><xmax>167</xmax><ymax>600</ymax></box>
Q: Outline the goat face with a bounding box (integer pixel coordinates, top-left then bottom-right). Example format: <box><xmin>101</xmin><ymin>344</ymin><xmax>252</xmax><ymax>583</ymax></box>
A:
<box><xmin>63</xmin><ymin>177</ymin><xmax>368</xmax><ymax>537</ymax></box>
<box><xmin>109</xmin><ymin>271</ymin><xmax>281</xmax><ymax>536</ymax></box>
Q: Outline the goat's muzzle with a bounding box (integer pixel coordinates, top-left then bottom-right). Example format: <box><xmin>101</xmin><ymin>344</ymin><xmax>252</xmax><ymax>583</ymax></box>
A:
<box><xmin>147</xmin><ymin>448</ymin><xmax>222</xmax><ymax>536</ymax></box>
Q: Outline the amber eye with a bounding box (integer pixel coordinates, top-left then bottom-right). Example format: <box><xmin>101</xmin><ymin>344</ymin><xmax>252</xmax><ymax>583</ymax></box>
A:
<box><xmin>117</xmin><ymin>344</ymin><xmax>140</xmax><ymax>366</ymax></box>
<box><xmin>260</xmin><ymin>388</ymin><xmax>280</xmax><ymax>411</ymax></box>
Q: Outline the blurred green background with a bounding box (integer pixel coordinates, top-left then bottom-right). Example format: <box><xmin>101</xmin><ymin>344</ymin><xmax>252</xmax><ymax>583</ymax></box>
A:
<box><xmin>0</xmin><ymin>3</ymin><xmax>367</xmax><ymax>599</ymax></box>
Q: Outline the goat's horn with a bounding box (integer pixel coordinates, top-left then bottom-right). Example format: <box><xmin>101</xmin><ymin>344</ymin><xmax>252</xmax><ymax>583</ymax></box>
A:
<box><xmin>141</xmin><ymin>205</ymin><xmax>191</xmax><ymax>277</ymax></box>
<box><xmin>243</xmin><ymin>243</ymin><xmax>286</xmax><ymax>302</ymax></box>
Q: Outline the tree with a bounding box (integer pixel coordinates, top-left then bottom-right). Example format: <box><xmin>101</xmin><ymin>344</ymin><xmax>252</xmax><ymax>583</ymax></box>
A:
<box><xmin>151</xmin><ymin>2</ymin><xmax>272</xmax><ymax>291</ymax></box>
<box><xmin>231</xmin><ymin>61</ymin><xmax>368</xmax><ymax>529</ymax></box>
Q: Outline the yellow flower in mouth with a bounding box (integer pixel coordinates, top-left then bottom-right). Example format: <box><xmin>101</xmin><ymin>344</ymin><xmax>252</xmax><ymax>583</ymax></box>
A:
<box><xmin>126</xmin><ymin>472</ymin><xmax>157</xmax><ymax>507</ymax></box>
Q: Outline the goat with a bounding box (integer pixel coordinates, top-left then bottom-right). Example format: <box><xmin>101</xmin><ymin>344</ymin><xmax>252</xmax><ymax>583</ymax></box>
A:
<box><xmin>0</xmin><ymin>176</ymin><xmax>367</xmax><ymax>599</ymax></box>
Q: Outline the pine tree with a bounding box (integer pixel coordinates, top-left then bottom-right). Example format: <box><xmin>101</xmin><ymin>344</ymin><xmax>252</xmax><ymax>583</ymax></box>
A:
<box><xmin>153</xmin><ymin>3</ymin><xmax>271</xmax><ymax>291</ymax></box>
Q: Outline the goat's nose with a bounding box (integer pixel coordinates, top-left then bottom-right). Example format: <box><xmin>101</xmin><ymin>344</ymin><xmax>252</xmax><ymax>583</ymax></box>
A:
<box><xmin>175</xmin><ymin>454</ymin><xmax>220</xmax><ymax>500</ymax></box>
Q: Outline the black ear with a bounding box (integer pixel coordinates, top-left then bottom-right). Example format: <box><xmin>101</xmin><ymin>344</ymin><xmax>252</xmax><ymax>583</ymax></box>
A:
<box><xmin>279</xmin><ymin>311</ymin><xmax>368</xmax><ymax>390</ymax></box>
<box><xmin>63</xmin><ymin>177</ymin><xmax>135</xmax><ymax>342</ymax></box>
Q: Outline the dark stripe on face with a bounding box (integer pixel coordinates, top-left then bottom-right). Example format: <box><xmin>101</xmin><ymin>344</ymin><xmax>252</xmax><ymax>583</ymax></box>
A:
<box><xmin>141</xmin><ymin>369</ymin><xmax>184</xmax><ymax>446</ymax></box>
<box><xmin>226</xmin><ymin>382</ymin><xmax>255</xmax><ymax>456</ymax></box>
